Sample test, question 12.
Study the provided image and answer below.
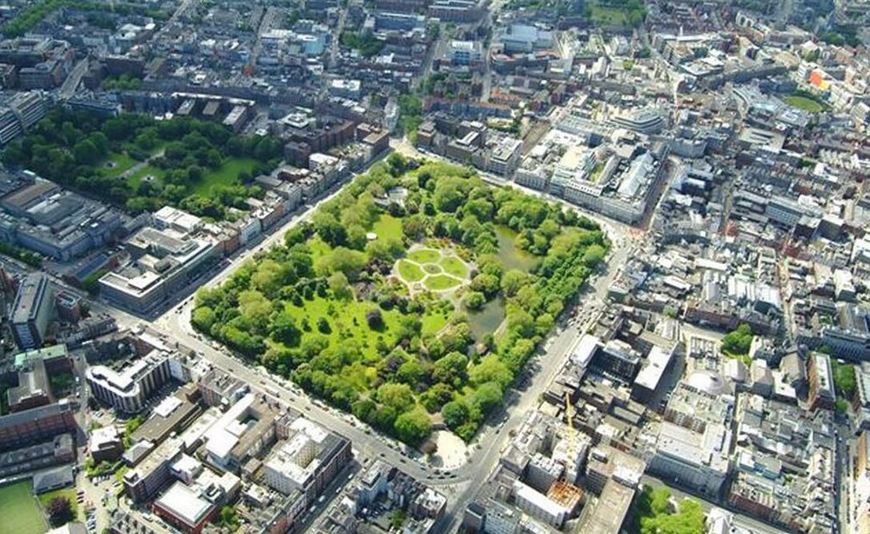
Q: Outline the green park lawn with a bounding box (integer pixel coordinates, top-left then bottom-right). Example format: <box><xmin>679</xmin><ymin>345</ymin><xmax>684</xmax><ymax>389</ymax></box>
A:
<box><xmin>0</xmin><ymin>481</ymin><xmax>46</xmax><ymax>534</ymax></box>
<box><xmin>280</xmin><ymin>296</ymin><xmax>402</xmax><ymax>362</ymax></box>
<box><xmin>785</xmin><ymin>95</ymin><xmax>826</xmax><ymax>113</ymax></box>
<box><xmin>371</xmin><ymin>214</ymin><xmax>403</xmax><ymax>241</ymax></box>
<box><xmin>408</xmin><ymin>248</ymin><xmax>441</xmax><ymax>263</ymax></box>
<box><xmin>421</xmin><ymin>308</ymin><xmax>450</xmax><ymax>336</ymax></box>
<box><xmin>398</xmin><ymin>260</ymin><xmax>425</xmax><ymax>282</ymax></box>
<box><xmin>424</xmin><ymin>274</ymin><xmax>461</xmax><ymax>291</ymax></box>
<box><xmin>191</xmin><ymin>157</ymin><xmax>257</xmax><ymax>195</ymax></box>
<box><xmin>591</xmin><ymin>5</ymin><xmax>628</xmax><ymax>24</ymax></box>
<box><xmin>126</xmin><ymin>164</ymin><xmax>167</xmax><ymax>189</ymax></box>
<box><xmin>97</xmin><ymin>151</ymin><xmax>137</xmax><ymax>178</ymax></box>
<box><xmin>440</xmin><ymin>256</ymin><xmax>468</xmax><ymax>278</ymax></box>
<box><xmin>125</xmin><ymin>157</ymin><xmax>257</xmax><ymax>195</ymax></box>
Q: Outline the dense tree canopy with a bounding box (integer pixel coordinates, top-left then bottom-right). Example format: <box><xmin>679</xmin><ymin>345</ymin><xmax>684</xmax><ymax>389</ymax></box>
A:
<box><xmin>2</xmin><ymin>109</ymin><xmax>282</xmax><ymax>220</ymax></box>
<box><xmin>193</xmin><ymin>160</ymin><xmax>608</xmax><ymax>444</ymax></box>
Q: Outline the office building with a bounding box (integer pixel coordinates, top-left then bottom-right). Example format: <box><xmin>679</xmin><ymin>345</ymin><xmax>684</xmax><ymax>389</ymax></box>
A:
<box><xmin>512</xmin><ymin>480</ymin><xmax>570</xmax><ymax>528</ymax></box>
<box><xmin>86</xmin><ymin>350</ymin><xmax>173</xmax><ymax>413</ymax></box>
<box><xmin>649</xmin><ymin>421</ymin><xmax>731</xmax><ymax>497</ymax></box>
<box><xmin>264</xmin><ymin>417</ymin><xmax>352</xmax><ymax>503</ymax></box>
<box><xmin>99</xmin><ymin>225</ymin><xmax>217</xmax><ymax>312</ymax></box>
<box><xmin>10</xmin><ymin>272</ymin><xmax>53</xmax><ymax>349</ymax></box>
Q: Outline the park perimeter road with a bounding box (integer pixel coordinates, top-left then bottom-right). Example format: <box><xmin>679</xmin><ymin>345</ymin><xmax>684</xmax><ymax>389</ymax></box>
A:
<box><xmin>138</xmin><ymin>148</ymin><xmax>637</xmax><ymax>530</ymax></box>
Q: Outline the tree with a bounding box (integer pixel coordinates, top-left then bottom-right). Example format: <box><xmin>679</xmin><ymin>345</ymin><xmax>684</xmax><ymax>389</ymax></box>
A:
<box><xmin>366</xmin><ymin>308</ymin><xmax>385</xmax><ymax>330</ymax></box>
<box><xmin>832</xmin><ymin>360</ymin><xmax>856</xmax><ymax>399</ymax></box>
<box><xmin>471</xmin><ymin>381</ymin><xmax>503</xmax><ymax>415</ymax></box>
<box><xmin>420</xmin><ymin>383</ymin><xmax>453</xmax><ymax>412</ymax></box>
<box><xmin>73</xmin><ymin>139</ymin><xmax>100</xmax><ymax>165</ymax></box>
<box><xmin>47</xmin><ymin>496</ymin><xmax>74</xmax><ymax>527</ymax></box>
<box><xmin>469</xmin><ymin>355</ymin><xmax>512</xmax><ymax>388</ymax></box>
<box><xmin>376</xmin><ymin>382</ymin><xmax>415</xmax><ymax>413</ymax></box>
<box><xmin>315</xmin><ymin>247</ymin><xmax>367</xmax><ymax>278</ymax></box>
<box><xmin>433</xmin><ymin>177</ymin><xmax>467</xmax><ymax>212</ymax></box>
<box><xmin>352</xmin><ymin>399</ymin><xmax>377</xmax><ymax>423</ymax></box>
<box><xmin>219</xmin><ymin>506</ymin><xmax>240</xmax><ymax>530</ymax></box>
<box><xmin>433</xmin><ymin>352</ymin><xmax>468</xmax><ymax>386</ymax></box>
<box><xmin>397</xmin><ymin>359</ymin><xmax>427</xmax><ymax>385</ymax></box>
<box><xmin>271</xmin><ymin>310</ymin><xmax>301</xmax><ymax>345</ymax></box>
<box><xmin>464</xmin><ymin>291</ymin><xmax>486</xmax><ymax>311</ymax></box>
<box><xmin>471</xmin><ymin>273</ymin><xmax>500</xmax><ymax>297</ymax></box>
<box><xmin>238</xmin><ymin>289</ymin><xmax>273</xmax><ymax>329</ymax></box>
<box><xmin>442</xmin><ymin>400</ymin><xmax>470</xmax><ymax>429</ymax></box>
<box><xmin>327</xmin><ymin>271</ymin><xmax>352</xmax><ymax>300</ymax></box>
<box><xmin>501</xmin><ymin>269</ymin><xmax>529</xmax><ymax>297</ymax></box>
<box><xmin>192</xmin><ymin>306</ymin><xmax>217</xmax><ymax>332</ymax></box>
<box><xmin>582</xmin><ymin>244</ymin><xmax>606</xmax><ymax>267</ymax></box>
<box><xmin>394</xmin><ymin>408</ymin><xmax>431</xmax><ymax>444</ymax></box>
<box><xmin>317</xmin><ymin>317</ymin><xmax>332</xmax><ymax>334</ymax></box>
<box><xmin>721</xmin><ymin>323</ymin><xmax>753</xmax><ymax>356</ymax></box>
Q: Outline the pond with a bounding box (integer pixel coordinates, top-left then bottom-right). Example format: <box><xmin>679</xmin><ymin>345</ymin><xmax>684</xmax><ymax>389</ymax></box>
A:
<box><xmin>468</xmin><ymin>297</ymin><xmax>506</xmax><ymax>341</ymax></box>
<box><xmin>494</xmin><ymin>226</ymin><xmax>537</xmax><ymax>272</ymax></box>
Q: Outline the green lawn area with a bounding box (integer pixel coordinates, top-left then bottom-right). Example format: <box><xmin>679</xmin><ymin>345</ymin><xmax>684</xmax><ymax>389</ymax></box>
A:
<box><xmin>38</xmin><ymin>488</ymin><xmax>79</xmax><ymax>520</ymax></box>
<box><xmin>0</xmin><ymin>481</ymin><xmax>46</xmax><ymax>534</ymax></box>
<box><xmin>372</xmin><ymin>214</ymin><xmax>403</xmax><ymax>241</ymax></box>
<box><xmin>785</xmin><ymin>95</ymin><xmax>826</xmax><ymax>113</ymax></box>
<box><xmin>281</xmin><ymin>296</ymin><xmax>401</xmax><ymax>363</ymax></box>
<box><xmin>408</xmin><ymin>249</ymin><xmax>441</xmax><ymax>263</ymax></box>
<box><xmin>425</xmin><ymin>274</ymin><xmax>462</xmax><ymax>291</ymax></box>
<box><xmin>398</xmin><ymin>260</ymin><xmax>425</xmax><ymax>282</ymax></box>
<box><xmin>421</xmin><ymin>309</ymin><xmax>450</xmax><ymax>336</ymax></box>
<box><xmin>440</xmin><ymin>256</ymin><xmax>468</xmax><ymax>278</ymax></box>
<box><xmin>97</xmin><ymin>151</ymin><xmax>137</xmax><ymax>178</ymax></box>
<box><xmin>191</xmin><ymin>158</ymin><xmax>257</xmax><ymax>196</ymax></box>
<box><xmin>423</xmin><ymin>264</ymin><xmax>441</xmax><ymax>274</ymax></box>
<box><xmin>127</xmin><ymin>156</ymin><xmax>258</xmax><ymax>196</ymax></box>
<box><xmin>587</xmin><ymin>0</ymin><xmax>645</xmax><ymax>27</ymax></box>
<box><xmin>590</xmin><ymin>5</ymin><xmax>628</xmax><ymax>24</ymax></box>
<box><xmin>126</xmin><ymin>164</ymin><xmax>167</xmax><ymax>189</ymax></box>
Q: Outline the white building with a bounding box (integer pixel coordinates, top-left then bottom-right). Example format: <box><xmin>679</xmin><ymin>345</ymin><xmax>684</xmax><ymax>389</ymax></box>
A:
<box><xmin>649</xmin><ymin>421</ymin><xmax>731</xmax><ymax>496</ymax></box>
<box><xmin>512</xmin><ymin>481</ymin><xmax>570</xmax><ymax>527</ymax></box>
<box><xmin>86</xmin><ymin>350</ymin><xmax>172</xmax><ymax>413</ymax></box>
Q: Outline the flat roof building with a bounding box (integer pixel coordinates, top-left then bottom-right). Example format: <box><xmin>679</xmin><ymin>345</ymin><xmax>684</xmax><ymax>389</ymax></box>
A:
<box><xmin>86</xmin><ymin>350</ymin><xmax>173</xmax><ymax>413</ymax></box>
<box><xmin>10</xmin><ymin>272</ymin><xmax>53</xmax><ymax>350</ymax></box>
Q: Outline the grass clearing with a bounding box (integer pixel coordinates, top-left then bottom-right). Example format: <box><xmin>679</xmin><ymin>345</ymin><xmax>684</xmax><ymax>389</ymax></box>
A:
<box><xmin>38</xmin><ymin>488</ymin><xmax>79</xmax><ymax>520</ymax></box>
<box><xmin>440</xmin><ymin>256</ymin><xmax>468</xmax><ymax>278</ymax></box>
<box><xmin>398</xmin><ymin>260</ymin><xmax>425</xmax><ymax>282</ymax></box>
<box><xmin>785</xmin><ymin>95</ymin><xmax>826</xmax><ymax>113</ymax></box>
<box><xmin>191</xmin><ymin>157</ymin><xmax>257</xmax><ymax>195</ymax></box>
<box><xmin>126</xmin><ymin>164</ymin><xmax>167</xmax><ymax>189</ymax></box>
<box><xmin>408</xmin><ymin>248</ymin><xmax>441</xmax><ymax>263</ymax></box>
<box><xmin>421</xmin><ymin>309</ymin><xmax>450</xmax><ymax>336</ymax></box>
<box><xmin>423</xmin><ymin>264</ymin><xmax>442</xmax><ymax>274</ymax></box>
<box><xmin>0</xmin><ymin>481</ymin><xmax>46</xmax><ymax>534</ymax></box>
<box><xmin>98</xmin><ymin>151</ymin><xmax>137</xmax><ymax>178</ymax></box>
<box><xmin>372</xmin><ymin>214</ymin><xmax>403</xmax><ymax>241</ymax></box>
<box><xmin>424</xmin><ymin>274</ymin><xmax>461</xmax><ymax>291</ymax></box>
<box><xmin>282</xmin><ymin>296</ymin><xmax>402</xmax><ymax>363</ymax></box>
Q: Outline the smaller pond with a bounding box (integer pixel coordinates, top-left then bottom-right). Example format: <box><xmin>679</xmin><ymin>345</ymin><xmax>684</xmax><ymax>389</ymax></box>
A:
<box><xmin>468</xmin><ymin>297</ymin><xmax>506</xmax><ymax>341</ymax></box>
<box><xmin>494</xmin><ymin>226</ymin><xmax>537</xmax><ymax>272</ymax></box>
